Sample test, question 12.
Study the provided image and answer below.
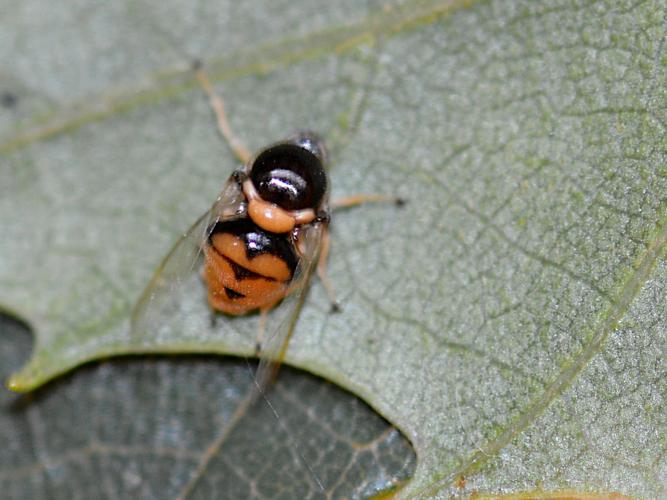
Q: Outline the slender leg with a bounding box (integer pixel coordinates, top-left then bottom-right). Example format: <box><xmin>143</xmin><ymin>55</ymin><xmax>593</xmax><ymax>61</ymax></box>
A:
<box><xmin>319</xmin><ymin>195</ymin><xmax>403</xmax><ymax>312</ymax></box>
<box><xmin>209</xmin><ymin>311</ymin><xmax>218</xmax><ymax>328</ymax></box>
<box><xmin>254</xmin><ymin>306</ymin><xmax>270</xmax><ymax>355</ymax></box>
<box><xmin>195</xmin><ymin>67</ymin><xmax>252</xmax><ymax>165</ymax></box>
<box><xmin>331</xmin><ymin>194</ymin><xmax>404</xmax><ymax>210</ymax></box>
<box><xmin>317</xmin><ymin>228</ymin><xmax>341</xmax><ymax>313</ymax></box>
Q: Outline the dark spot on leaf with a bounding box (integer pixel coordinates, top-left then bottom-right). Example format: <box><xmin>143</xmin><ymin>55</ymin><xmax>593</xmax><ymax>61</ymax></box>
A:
<box><xmin>1</xmin><ymin>92</ymin><xmax>18</xmax><ymax>109</ymax></box>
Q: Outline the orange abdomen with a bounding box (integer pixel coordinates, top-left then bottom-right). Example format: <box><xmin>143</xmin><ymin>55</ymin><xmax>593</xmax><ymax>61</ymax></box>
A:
<box><xmin>203</xmin><ymin>222</ymin><xmax>297</xmax><ymax>315</ymax></box>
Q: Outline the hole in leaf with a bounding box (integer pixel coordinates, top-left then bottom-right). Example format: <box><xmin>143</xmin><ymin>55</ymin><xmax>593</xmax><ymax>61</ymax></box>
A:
<box><xmin>186</xmin><ymin>363</ymin><xmax>417</xmax><ymax>499</ymax></box>
<box><xmin>0</xmin><ymin>316</ymin><xmax>415</xmax><ymax>499</ymax></box>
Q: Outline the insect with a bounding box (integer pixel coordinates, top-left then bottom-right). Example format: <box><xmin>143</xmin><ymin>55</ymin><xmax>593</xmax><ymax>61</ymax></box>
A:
<box><xmin>131</xmin><ymin>67</ymin><xmax>400</xmax><ymax>384</ymax></box>
<box><xmin>130</xmin><ymin>66</ymin><xmax>402</xmax><ymax>494</ymax></box>
<box><xmin>202</xmin><ymin>132</ymin><xmax>330</xmax><ymax>318</ymax></box>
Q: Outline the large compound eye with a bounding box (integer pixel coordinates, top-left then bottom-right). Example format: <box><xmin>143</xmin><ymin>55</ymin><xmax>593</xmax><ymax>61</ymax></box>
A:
<box><xmin>250</xmin><ymin>143</ymin><xmax>327</xmax><ymax>211</ymax></box>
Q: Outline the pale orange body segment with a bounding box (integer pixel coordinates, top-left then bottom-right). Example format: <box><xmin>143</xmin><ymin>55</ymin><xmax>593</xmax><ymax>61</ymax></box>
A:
<box><xmin>243</xmin><ymin>179</ymin><xmax>316</xmax><ymax>234</ymax></box>
<box><xmin>203</xmin><ymin>233</ymin><xmax>292</xmax><ymax>315</ymax></box>
<box><xmin>247</xmin><ymin>198</ymin><xmax>296</xmax><ymax>234</ymax></box>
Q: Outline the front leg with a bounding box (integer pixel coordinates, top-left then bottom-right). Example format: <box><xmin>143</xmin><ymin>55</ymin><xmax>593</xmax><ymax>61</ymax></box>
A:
<box><xmin>195</xmin><ymin>65</ymin><xmax>252</xmax><ymax>165</ymax></box>
<box><xmin>316</xmin><ymin>228</ymin><xmax>341</xmax><ymax>313</ymax></box>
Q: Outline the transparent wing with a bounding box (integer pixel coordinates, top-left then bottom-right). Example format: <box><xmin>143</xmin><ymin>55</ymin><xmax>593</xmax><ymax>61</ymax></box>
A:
<box><xmin>130</xmin><ymin>174</ymin><xmax>246</xmax><ymax>343</ymax></box>
<box><xmin>242</xmin><ymin>221</ymin><xmax>327</xmax><ymax>491</ymax></box>
<box><xmin>252</xmin><ymin>221</ymin><xmax>325</xmax><ymax>394</ymax></box>
<box><xmin>132</xmin><ymin>165</ymin><xmax>325</xmax><ymax>396</ymax></box>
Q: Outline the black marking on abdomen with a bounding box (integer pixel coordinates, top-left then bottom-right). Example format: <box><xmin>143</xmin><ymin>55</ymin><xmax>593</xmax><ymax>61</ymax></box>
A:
<box><xmin>224</xmin><ymin>287</ymin><xmax>245</xmax><ymax>299</ymax></box>
<box><xmin>209</xmin><ymin>243</ymin><xmax>279</xmax><ymax>282</ymax></box>
<box><xmin>226</xmin><ymin>254</ymin><xmax>275</xmax><ymax>282</ymax></box>
<box><xmin>208</xmin><ymin>217</ymin><xmax>298</xmax><ymax>276</ymax></box>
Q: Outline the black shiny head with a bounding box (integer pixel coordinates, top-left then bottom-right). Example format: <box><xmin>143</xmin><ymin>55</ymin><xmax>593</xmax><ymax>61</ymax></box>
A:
<box><xmin>249</xmin><ymin>134</ymin><xmax>328</xmax><ymax>211</ymax></box>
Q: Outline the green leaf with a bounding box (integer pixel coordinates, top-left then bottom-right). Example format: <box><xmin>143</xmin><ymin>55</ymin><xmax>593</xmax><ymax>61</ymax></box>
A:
<box><xmin>1</xmin><ymin>0</ymin><xmax>665</xmax><ymax>497</ymax></box>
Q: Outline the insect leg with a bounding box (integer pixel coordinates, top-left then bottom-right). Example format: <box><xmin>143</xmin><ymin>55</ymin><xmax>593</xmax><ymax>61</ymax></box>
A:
<box><xmin>316</xmin><ymin>228</ymin><xmax>341</xmax><ymax>313</ymax></box>
<box><xmin>254</xmin><ymin>306</ymin><xmax>271</xmax><ymax>355</ymax></box>
<box><xmin>195</xmin><ymin>67</ymin><xmax>252</xmax><ymax>165</ymax></box>
<box><xmin>319</xmin><ymin>195</ymin><xmax>403</xmax><ymax>311</ymax></box>
<box><xmin>330</xmin><ymin>194</ymin><xmax>404</xmax><ymax>209</ymax></box>
<box><xmin>209</xmin><ymin>311</ymin><xmax>218</xmax><ymax>328</ymax></box>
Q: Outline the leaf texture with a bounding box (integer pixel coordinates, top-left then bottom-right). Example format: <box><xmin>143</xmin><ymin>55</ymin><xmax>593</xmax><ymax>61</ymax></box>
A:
<box><xmin>1</xmin><ymin>0</ymin><xmax>665</xmax><ymax>497</ymax></box>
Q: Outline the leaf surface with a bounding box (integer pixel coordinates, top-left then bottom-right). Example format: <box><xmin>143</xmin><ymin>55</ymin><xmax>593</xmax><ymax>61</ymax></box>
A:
<box><xmin>1</xmin><ymin>0</ymin><xmax>665</xmax><ymax>497</ymax></box>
